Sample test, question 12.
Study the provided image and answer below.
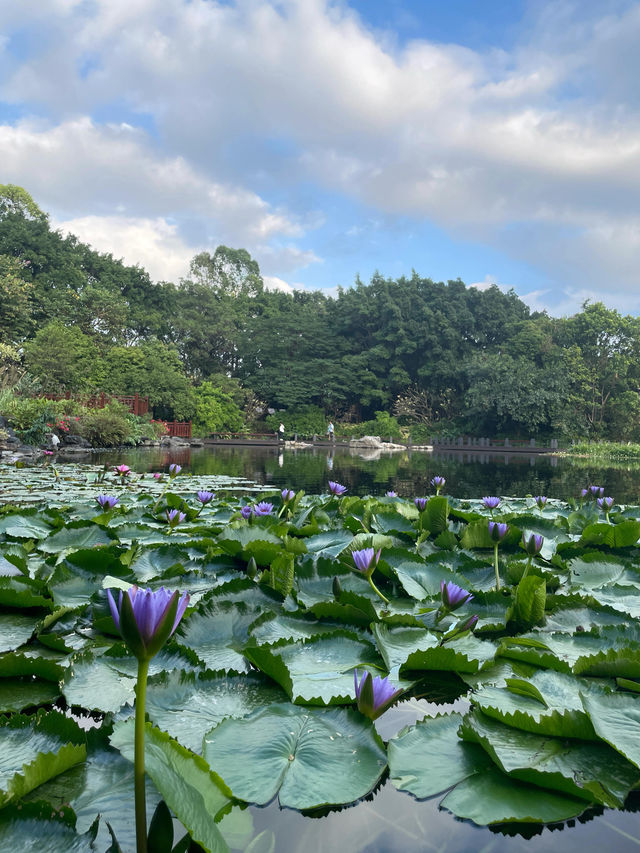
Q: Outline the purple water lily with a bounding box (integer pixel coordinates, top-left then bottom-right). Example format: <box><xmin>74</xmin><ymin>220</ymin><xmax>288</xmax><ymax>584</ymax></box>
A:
<box><xmin>196</xmin><ymin>490</ymin><xmax>215</xmax><ymax>504</ymax></box>
<box><xmin>169</xmin><ymin>464</ymin><xmax>182</xmax><ymax>477</ymax></box>
<box><xmin>96</xmin><ymin>495</ymin><xmax>119</xmax><ymax>511</ymax></box>
<box><xmin>534</xmin><ymin>496</ymin><xmax>547</xmax><ymax>510</ymax></box>
<box><xmin>107</xmin><ymin>585</ymin><xmax>189</xmax><ymax>661</ymax></box>
<box><xmin>352</xmin><ymin>547</ymin><xmax>381</xmax><ymax>576</ymax></box>
<box><xmin>240</xmin><ymin>505</ymin><xmax>252</xmax><ymax>519</ymax></box>
<box><xmin>440</xmin><ymin>580</ymin><xmax>473</xmax><ymax>611</ymax></box>
<box><xmin>488</xmin><ymin>521</ymin><xmax>509</xmax><ymax>542</ymax></box>
<box><xmin>385</xmin><ymin>490</ymin><xmax>398</xmax><ymax>497</ymax></box>
<box><xmin>253</xmin><ymin>501</ymin><xmax>274</xmax><ymax>516</ymax></box>
<box><xmin>281</xmin><ymin>488</ymin><xmax>295</xmax><ymax>502</ymax></box>
<box><xmin>166</xmin><ymin>509</ymin><xmax>186</xmax><ymax>526</ymax></box>
<box><xmin>329</xmin><ymin>480</ymin><xmax>347</xmax><ymax>496</ymax></box>
<box><xmin>580</xmin><ymin>488</ymin><xmax>589</xmax><ymax>499</ymax></box>
<box><xmin>414</xmin><ymin>497</ymin><xmax>428</xmax><ymax>511</ymax></box>
<box><xmin>431</xmin><ymin>476</ymin><xmax>446</xmax><ymax>494</ymax></box>
<box><xmin>482</xmin><ymin>496</ymin><xmax>501</xmax><ymax>510</ymax></box>
<box><xmin>597</xmin><ymin>496</ymin><xmax>614</xmax><ymax>510</ymax></box>
<box><xmin>354</xmin><ymin>669</ymin><xmax>402</xmax><ymax>720</ymax></box>
<box><xmin>522</xmin><ymin>533</ymin><xmax>544</xmax><ymax>556</ymax></box>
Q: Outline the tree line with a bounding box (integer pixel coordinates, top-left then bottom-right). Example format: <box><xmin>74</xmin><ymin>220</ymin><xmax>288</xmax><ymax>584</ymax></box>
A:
<box><xmin>1</xmin><ymin>184</ymin><xmax>639</xmax><ymax>440</ymax></box>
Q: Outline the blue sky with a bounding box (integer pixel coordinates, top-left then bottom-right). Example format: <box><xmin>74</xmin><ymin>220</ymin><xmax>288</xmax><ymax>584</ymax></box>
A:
<box><xmin>1</xmin><ymin>0</ymin><xmax>640</xmax><ymax>314</ymax></box>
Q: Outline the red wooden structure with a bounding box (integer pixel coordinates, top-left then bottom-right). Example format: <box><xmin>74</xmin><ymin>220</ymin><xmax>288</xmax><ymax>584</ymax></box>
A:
<box><xmin>165</xmin><ymin>421</ymin><xmax>192</xmax><ymax>438</ymax></box>
<box><xmin>42</xmin><ymin>391</ymin><xmax>149</xmax><ymax>416</ymax></box>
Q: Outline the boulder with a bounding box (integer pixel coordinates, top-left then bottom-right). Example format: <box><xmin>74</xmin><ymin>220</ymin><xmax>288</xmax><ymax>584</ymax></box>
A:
<box><xmin>62</xmin><ymin>434</ymin><xmax>92</xmax><ymax>447</ymax></box>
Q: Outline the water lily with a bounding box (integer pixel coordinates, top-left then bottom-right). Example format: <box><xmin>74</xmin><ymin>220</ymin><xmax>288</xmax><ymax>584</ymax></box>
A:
<box><xmin>281</xmin><ymin>488</ymin><xmax>295</xmax><ymax>502</ymax></box>
<box><xmin>351</xmin><ymin>547</ymin><xmax>388</xmax><ymax>604</ymax></box>
<box><xmin>521</xmin><ymin>532</ymin><xmax>544</xmax><ymax>580</ymax></box>
<box><xmin>106</xmin><ymin>585</ymin><xmax>189</xmax><ymax>853</ymax></box>
<box><xmin>96</xmin><ymin>495</ymin><xmax>119</xmax><ymax>511</ymax></box>
<box><xmin>597</xmin><ymin>496</ymin><xmax>614</xmax><ymax>521</ymax></box>
<box><xmin>166</xmin><ymin>508</ymin><xmax>186</xmax><ymax>528</ymax></box>
<box><xmin>328</xmin><ymin>480</ymin><xmax>347</xmax><ymax>496</ymax></box>
<box><xmin>353</xmin><ymin>669</ymin><xmax>402</xmax><ymax>720</ymax></box>
<box><xmin>169</xmin><ymin>463</ymin><xmax>182</xmax><ymax>477</ymax></box>
<box><xmin>153</xmin><ymin>472</ymin><xmax>162</xmax><ymax>480</ymax></box>
<box><xmin>253</xmin><ymin>501</ymin><xmax>274</xmax><ymax>516</ymax></box>
<box><xmin>414</xmin><ymin>497</ymin><xmax>428</xmax><ymax>511</ymax></box>
<box><xmin>534</xmin><ymin>495</ymin><xmax>547</xmax><ymax>511</ymax></box>
<box><xmin>431</xmin><ymin>476</ymin><xmax>446</xmax><ymax>494</ymax></box>
<box><xmin>240</xmin><ymin>505</ymin><xmax>252</xmax><ymax>519</ymax></box>
<box><xmin>352</xmin><ymin>547</ymin><xmax>381</xmax><ymax>576</ymax></box>
<box><xmin>107</xmin><ymin>586</ymin><xmax>189</xmax><ymax>662</ymax></box>
<box><xmin>522</xmin><ymin>533</ymin><xmax>544</xmax><ymax>556</ymax></box>
<box><xmin>114</xmin><ymin>464</ymin><xmax>131</xmax><ymax>478</ymax></box>
<box><xmin>589</xmin><ymin>485</ymin><xmax>604</xmax><ymax>498</ymax></box>
<box><xmin>489</xmin><ymin>521</ymin><xmax>509</xmax><ymax>590</ymax></box>
<box><xmin>440</xmin><ymin>613</ymin><xmax>479</xmax><ymax>645</ymax></box>
<box><xmin>482</xmin><ymin>496</ymin><xmax>500</xmax><ymax>511</ymax></box>
<box><xmin>196</xmin><ymin>490</ymin><xmax>215</xmax><ymax>504</ymax></box>
<box><xmin>385</xmin><ymin>490</ymin><xmax>398</xmax><ymax>497</ymax></box>
<box><xmin>440</xmin><ymin>580</ymin><xmax>473</xmax><ymax>612</ymax></box>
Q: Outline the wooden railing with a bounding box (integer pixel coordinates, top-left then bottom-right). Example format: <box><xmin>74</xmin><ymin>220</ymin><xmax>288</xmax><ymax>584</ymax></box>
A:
<box><xmin>42</xmin><ymin>391</ymin><xmax>149</xmax><ymax>416</ymax></box>
<box><xmin>165</xmin><ymin>421</ymin><xmax>192</xmax><ymax>438</ymax></box>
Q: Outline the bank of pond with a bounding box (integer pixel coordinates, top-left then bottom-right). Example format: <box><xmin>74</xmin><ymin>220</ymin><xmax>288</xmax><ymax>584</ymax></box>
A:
<box><xmin>1</xmin><ymin>462</ymin><xmax>640</xmax><ymax>852</ymax></box>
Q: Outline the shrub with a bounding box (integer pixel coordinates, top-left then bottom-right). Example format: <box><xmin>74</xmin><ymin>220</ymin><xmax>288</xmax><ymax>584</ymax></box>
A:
<box><xmin>192</xmin><ymin>381</ymin><xmax>244</xmax><ymax>436</ymax></box>
<box><xmin>78</xmin><ymin>409</ymin><xmax>130</xmax><ymax>447</ymax></box>
<box><xmin>265</xmin><ymin>405</ymin><xmax>327</xmax><ymax>437</ymax></box>
<box><xmin>338</xmin><ymin>411</ymin><xmax>404</xmax><ymax>442</ymax></box>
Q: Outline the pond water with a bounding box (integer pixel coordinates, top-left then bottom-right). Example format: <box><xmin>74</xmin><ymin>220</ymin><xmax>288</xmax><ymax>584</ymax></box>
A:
<box><xmin>87</xmin><ymin>444</ymin><xmax>640</xmax><ymax>503</ymax></box>
<box><xmin>16</xmin><ymin>445</ymin><xmax>640</xmax><ymax>851</ymax></box>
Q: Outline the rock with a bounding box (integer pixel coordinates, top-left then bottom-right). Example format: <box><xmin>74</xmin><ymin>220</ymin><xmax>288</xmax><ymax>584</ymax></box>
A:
<box><xmin>62</xmin><ymin>434</ymin><xmax>92</xmax><ymax>447</ymax></box>
<box><xmin>190</xmin><ymin>438</ymin><xmax>204</xmax><ymax>447</ymax></box>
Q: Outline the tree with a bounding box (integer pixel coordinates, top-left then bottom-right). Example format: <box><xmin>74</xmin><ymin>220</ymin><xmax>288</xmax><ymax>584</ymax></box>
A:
<box><xmin>192</xmin><ymin>381</ymin><xmax>244</xmax><ymax>435</ymax></box>
<box><xmin>23</xmin><ymin>322</ymin><xmax>98</xmax><ymax>392</ymax></box>
<box><xmin>0</xmin><ymin>184</ymin><xmax>47</xmax><ymax>221</ymax></box>
<box><xmin>0</xmin><ymin>255</ymin><xmax>34</xmax><ymax>340</ymax></box>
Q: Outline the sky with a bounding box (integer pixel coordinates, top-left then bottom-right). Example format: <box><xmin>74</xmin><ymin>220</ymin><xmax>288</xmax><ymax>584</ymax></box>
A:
<box><xmin>1</xmin><ymin>0</ymin><xmax>640</xmax><ymax>315</ymax></box>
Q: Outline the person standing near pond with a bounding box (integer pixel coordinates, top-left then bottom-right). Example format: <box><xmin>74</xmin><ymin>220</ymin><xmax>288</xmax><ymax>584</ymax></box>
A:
<box><xmin>327</xmin><ymin>421</ymin><xmax>335</xmax><ymax>442</ymax></box>
<box><xmin>279</xmin><ymin>422</ymin><xmax>285</xmax><ymax>442</ymax></box>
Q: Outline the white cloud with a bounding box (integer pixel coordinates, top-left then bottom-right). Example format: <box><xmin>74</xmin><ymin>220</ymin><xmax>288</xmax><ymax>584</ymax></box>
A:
<box><xmin>3</xmin><ymin>1</ymin><xmax>640</xmax><ymax>303</ymax></box>
<box><xmin>52</xmin><ymin>214</ymin><xmax>194</xmax><ymax>282</ymax></box>
<box><xmin>263</xmin><ymin>275</ymin><xmax>294</xmax><ymax>293</ymax></box>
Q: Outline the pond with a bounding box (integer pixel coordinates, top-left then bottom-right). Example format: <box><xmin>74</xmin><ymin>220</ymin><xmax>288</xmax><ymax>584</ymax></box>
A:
<box><xmin>85</xmin><ymin>443</ymin><xmax>640</xmax><ymax>503</ymax></box>
<box><xmin>3</xmin><ymin>459</ymin><xmax>640</xmax><ymax>852</ymax></box>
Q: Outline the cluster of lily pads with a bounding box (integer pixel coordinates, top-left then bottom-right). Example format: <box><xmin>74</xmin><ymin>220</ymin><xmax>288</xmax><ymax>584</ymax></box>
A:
<box><xmin>1</xmin><ymin>462</ymin><xmax>640</xmax><ymax>851</ymax></box>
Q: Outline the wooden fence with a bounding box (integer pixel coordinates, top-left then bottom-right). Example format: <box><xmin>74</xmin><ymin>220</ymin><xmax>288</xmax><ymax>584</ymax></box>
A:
<box><xmin>42</xmin><ymin>391</ymin><xmax>149</xmax><ymax>416</ymax></box>
<box><xmin>165</xmin><ymin>421</ymin><xmax>192</xmax><ymax>438</ymax></box>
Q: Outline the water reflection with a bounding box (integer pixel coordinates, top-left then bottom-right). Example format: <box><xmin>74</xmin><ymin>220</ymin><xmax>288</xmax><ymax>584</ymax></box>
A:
<box><xmin>89</xmin><ymin>445</ymin><xmax>640</xmax><ymax>503</ymax></box>
<box><xmin>235</xmin><ymin>773</ymin><xmax>640</xmax><ymax>853</ymax></box>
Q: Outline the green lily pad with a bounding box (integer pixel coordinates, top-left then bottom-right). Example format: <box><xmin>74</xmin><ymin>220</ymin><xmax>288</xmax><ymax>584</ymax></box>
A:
<box><xmin>388</xmin><ymin>712</ymin><xmax>492</xmax><ymax>798</ymax></box>
<box><xmin>146</xmin><ymin>670</ymin><xmax>287</xmax><ymax>753</ymax></box>
<box><xmin>202</xmin><ymin>703</ymin><xmax>386</xmax><ymax>809</ymax></box>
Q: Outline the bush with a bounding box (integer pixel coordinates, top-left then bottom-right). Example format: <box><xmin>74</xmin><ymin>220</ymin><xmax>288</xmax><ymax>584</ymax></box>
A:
<box><xmin>338</xmin><ymin>411</ymin><xmax>404</xmax><ymax>442</ymax></box>
<box><xmin>78</xmin><ymin>409</ymin><xmax>130</xmax><ymax>447</ymax></box>
<box><xmin>265</xmin><ymin>406</ymin><xmax>327</xmax><ymax>438</ymax></box>
<box><xmin>192</xmin><ymin>381</ymin><xmax>244</xmax><ymax>436</ymax></box>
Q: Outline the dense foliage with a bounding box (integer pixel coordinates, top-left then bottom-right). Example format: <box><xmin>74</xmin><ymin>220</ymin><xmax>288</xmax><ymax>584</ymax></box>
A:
<box><xmin>2</xmin><ymin>184</ymin><xmax>640</xmax><ymax>440</ymax></box>
<box><xmin>3</xmin><ymin>464</ymin><xmax>640</xmax><ymax>849</ymax></box>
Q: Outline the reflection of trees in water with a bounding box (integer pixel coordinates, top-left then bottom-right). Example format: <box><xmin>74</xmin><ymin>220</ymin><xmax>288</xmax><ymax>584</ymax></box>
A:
<box><xmin>90</xmin><ymin>446</ymin><xmax>640</xmax><ymax>502</ymax></box>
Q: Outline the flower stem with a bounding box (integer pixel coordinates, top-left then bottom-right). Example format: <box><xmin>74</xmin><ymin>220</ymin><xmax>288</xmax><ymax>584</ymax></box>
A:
<box><xmin>135</xmin><ymin>657</ymin><xmax>150</xmax><ymax>853</ymax></box>
<box><xmin>368</xmin><ymin>574</ymin><xmax>389</xmax><ymax>605</ymax></box>
<box><xmin>493</xmin><ymin>543</ymin><xmax>501</xmax><ymax>591</ymax></box>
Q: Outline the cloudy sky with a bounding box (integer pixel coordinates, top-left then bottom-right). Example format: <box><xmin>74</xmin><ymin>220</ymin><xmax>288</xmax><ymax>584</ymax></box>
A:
<box><xmin>1</xmin><ymin>0</ymin><xmax>639</xmax><ymax>314</ymax></box>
